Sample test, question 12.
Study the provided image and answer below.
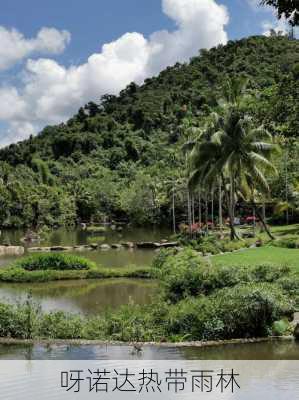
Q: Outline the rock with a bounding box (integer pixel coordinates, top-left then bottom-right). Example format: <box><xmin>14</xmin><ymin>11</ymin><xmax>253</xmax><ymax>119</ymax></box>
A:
<box><xmin>28</xmin><ymin>247</ymin><xmax>51</xmax><ymax>252</ymax></box>
<box><xmin>50</xmin><ymin>246</ymin><xmax>72</xmax><ymax>252</ymax></box>
<box><xmin>111</xmin><ymin>244</ymin><xmax>123</xmax><ymax>249</ymax></box>
<box><xmin>122</xmin><ymin>242</ymin><xmax>135</xmax><ymax>249</ymax></box>
<box><xmin>73</xmin><ymin>246</ymin><xmax>86</xmax><ymax>252</ymax></box>
<box><xmin>158</xmin><ymin>242</ymin><xmax>179</xmax><ymax>248</ymax></box>
<box><xmin>0</xmin><ymin>246</ymin><xmax>24</xmax><ymax>256</ymax></box>
<box><xmin>294</xmin><ymin>324</ymin><xmax>299</xmax><ymax>340</ymax></box>
<box><xmin>100</xmin><ymin>244</ymin><xmax>111</xmax><ymax>250</ymax></box>
<box><xmin>136</xmin><ymin>242</ymin><xmax>161</xmax><ymax>249</ymax></box>
<box><xmin>89</xmin><ymin>244</ymin><xmax>98</xmax><ymax>250</ymax></box>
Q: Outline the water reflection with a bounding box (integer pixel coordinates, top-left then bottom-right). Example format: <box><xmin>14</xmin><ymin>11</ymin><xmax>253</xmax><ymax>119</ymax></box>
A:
<box><xmin>0</xmin><ymin>279</ymin><xmax>158</xmax><ymax>315</ymax></box>
<box><xmin>0</xmin><ymin>340</ymin><xmax>298</xmax><ymax>360</ymax></box>
<box><xmin>0</xmin><ymin>226</ymin><xmax>171</xmax><ymax>267</ymax></box>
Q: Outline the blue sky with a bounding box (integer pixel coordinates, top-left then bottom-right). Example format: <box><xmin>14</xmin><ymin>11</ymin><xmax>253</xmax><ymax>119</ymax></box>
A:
<box><xmin>0</xmin><ymin>0</ymin><xmax>295</xmax><ymax>145</ymax></box>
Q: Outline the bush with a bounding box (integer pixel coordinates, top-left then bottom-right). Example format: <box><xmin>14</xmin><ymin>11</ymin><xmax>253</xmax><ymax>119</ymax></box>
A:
<box><xmin>87</xmin><ymin>235</ymin><xmax>106</xmax><ymax>244</ymax></box>
<box><xmin>155</xmin><ymin>248</ymin><xmax>295</xmax><ymax>303</ymax></box>
<box><xmin>0</xmin><ymin>263</ymin><xmax>152</xmax><ymax>283</ymax></box>
<box><xmin>160</xmin><ymin>283</ymin><xmax>294</xmax><ymax>341</ymax></box>
<box><xmin>272</xmin><ymin>238</ymin><xmax>299</xmax><ymax>249</ymax></box>
<box><xmin>156</xmin><ymin>248</ymin><xmax>211</xmax><ymax>302</ymax></box>
<box><xmin>213</xmin><ymin>283</ymin><xmax>294</xmax><ymax>338</ymax></box>
<box><xmin>86</xmin><ymin>226</ymin><xmax>107</xmax><ymax>234</ymax></box>
<box><xmin>13</xmin><ymin>253</ymin><xmax>96</xmax><ymax>271</ymax></box>
<box><xmin>0</xmin><ymin>295</ymin><xmax>41</xmax><ymax>339</ymax></box>
<box><xmin>39</xmin><ymin>311</ymin><xmax>85</xmax><ymax>339</ymax></box>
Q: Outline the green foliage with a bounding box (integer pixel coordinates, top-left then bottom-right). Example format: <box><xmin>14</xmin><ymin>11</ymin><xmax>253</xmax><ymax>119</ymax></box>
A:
<box><xmin>272</xmin><ymin>319</ymin><xmax>291</xmax><ymax>336</ymax></box>
<box><xmin>154</xmin><ymin>248</ymin><xmax>298</xmax><ymax>303</ymax></box>
<box><xmin>0</xmin><ymin>36</ymin><xmax>297</xmax><ymax>228</ymax></box>
<box><xmin>86</xmin><ymin>226</ymin><xmax>107</xmax><ymax>233</ymax></box>
<box><xmin>272</xmin><ymin>238</ymin><xmax>299</xmax><ymax>249</ymax></box>
<box><xmin>0</xmin><ymin>283</ymin><xmax>293</xmax><ymax>341</ymax></box>
<box><xmin>155</xmin><ymin>248</ymin><xmax>210</xmax><ymax>302</ymax></box>
<box><xmin>13</xmin><ymin>253</ymin><xmax>95</xmax><ymax>271</ymax></box>
<box><xmin>0</xmin><ymin>262</ymin><xmax>152</xmax><ymax>283</ymax></box>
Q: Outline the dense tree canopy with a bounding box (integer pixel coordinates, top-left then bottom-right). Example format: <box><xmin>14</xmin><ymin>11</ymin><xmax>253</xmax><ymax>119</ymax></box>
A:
<box><xmin>0</xmin><ymin>36</ymin><xmax>298</xmax><ymax>228</ymax></box>
<box><xmin>261</xmin><ymin>1</ymin><xmax>299</xmax><ymax>26</ymax></box>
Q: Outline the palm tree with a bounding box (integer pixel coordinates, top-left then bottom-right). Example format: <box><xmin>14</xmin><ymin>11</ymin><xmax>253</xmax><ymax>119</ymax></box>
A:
<box><xmin>187</xmin><ymin>107</ymin><xmax>278</xmax><ymax>240</ymax></box>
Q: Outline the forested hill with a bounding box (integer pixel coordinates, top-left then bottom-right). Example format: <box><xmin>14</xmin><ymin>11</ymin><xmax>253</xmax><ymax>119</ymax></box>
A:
<box><xmin>0</xmin><ymin>35</ymin><xmax>298</xmax><ymax>228</ymax></box>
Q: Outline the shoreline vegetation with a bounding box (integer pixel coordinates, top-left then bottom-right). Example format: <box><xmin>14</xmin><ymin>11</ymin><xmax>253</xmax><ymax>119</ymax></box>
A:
<box><xmin>0</xmin><ymin>253</ymin><xmax>152</xmax><ymax>283</ymax></box>
<box><xmin>0</xmin><ymin>336</ymin><xmax>295</xmax><ymax>347</ymax></box>
<box><xmin>0</xmin><ymin>35</ymin><xmax>298</xmax><ymax>347</ymax></box>
<box><xmin>0</xmin><ymin>248</ymin><xmax>297</xmax><ymax>342</ymax></box>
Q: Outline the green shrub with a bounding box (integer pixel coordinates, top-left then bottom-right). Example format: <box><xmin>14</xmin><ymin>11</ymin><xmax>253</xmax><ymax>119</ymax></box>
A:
<box><xmin>272</xmin><ymin>238</ymin><xmax>299</xmax><ymax>249</ymax></box>
<box><xmin>159</xmin><ymin>283</ymin><xmax>294</xmax><ymax>341</ymax></box>
<box><xmin>155</xmin><ymin>248</ymin><xmax>294</xmax><ymax>303</ymax></box>
<box><xmin>156</xmin><ymin>248</ymin><xmax>211</xmax><ymax>302</ymax></box>
<box><xmin>0</xmin><ymin>263</ymin><xmax>152</xmax><ymax>283</ymax></box>
<box><xmin>86</xmin><ymin>226</ymin><xmax>107</xmax><ymax>234</ymax></box>
<box><xmin>214</xmin><ymin>283</ymin><xmax>294</xmax><ymax>338</ymax></box>
<box><xmin>272</xmin><ymin>319</ymin><xmax>291</xmax><ymax>336</ymax></box>
<box><xmin>13</xmin><ymin>253</ymin><xmax>96</xmax><ymax>271</ymax></box>
<box><xmin>87</xmin><ymin>235</ymin><xmax>106</xmax><ymax>244</ymax></box>
<box><xmin>0</xmin><ymin>295</ymin><xmax>41</xmax><ymax>339</ymax></box>
<box><xmin>39</xmin><ymin>311</ymin><xmax>85</xmax><ymax>339</ymax></box>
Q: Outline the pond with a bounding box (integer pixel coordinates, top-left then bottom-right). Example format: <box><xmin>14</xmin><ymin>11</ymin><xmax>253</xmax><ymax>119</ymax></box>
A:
<box><xmin>0</xmin><ymin>226</ymin><xmax>171</xmax><ymax>268</ymax></box>
<box><xmin>0</xmin><ymin>340</ymin><xmax>298</xmax><ymax>360</ymax></box>
<box><xmin>0</xmin><ymin>279</ymin><xmax>157</xmax><ymax>315</ymax></box>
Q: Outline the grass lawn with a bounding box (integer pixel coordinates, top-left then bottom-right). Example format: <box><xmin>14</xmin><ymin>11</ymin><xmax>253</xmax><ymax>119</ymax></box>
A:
<box><xmin>212</xmin><ymin>246</ymin><xmax>299</xmax><ymax>273</ymax></box>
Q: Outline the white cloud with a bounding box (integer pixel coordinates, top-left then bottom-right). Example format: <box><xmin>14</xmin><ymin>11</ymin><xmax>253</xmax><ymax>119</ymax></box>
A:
<box><xmin>0</xmin><ymin>0</ymin><xmax>229</xmax><ymax>146</ymax></box>
<box><xmin>0</xmin><ymin>26</ymin><xmax>71</xmax><ymax>71</ymax></box>
<box><xmin>246</xmin><ymin>0</ymin><xmax>261</xmax><ymax>10</ymax></box>
<box><xmin>262</xmin><ymin>18</ymin><xmax>289</xmax><ymax>36</ymax></box>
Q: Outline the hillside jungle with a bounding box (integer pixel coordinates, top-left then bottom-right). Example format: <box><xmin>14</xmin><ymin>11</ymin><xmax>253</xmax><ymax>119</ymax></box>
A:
<box><xmin>0</xmin><ymin>35</ymin><xmax>298</xmax><ymax>231</ymax></box>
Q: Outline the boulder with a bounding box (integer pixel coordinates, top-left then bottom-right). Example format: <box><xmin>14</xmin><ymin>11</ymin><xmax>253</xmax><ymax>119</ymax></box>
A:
<box><xmin>158</xmin><ymin>242</ymin><xmax>179</xmax><ymax>248</ymax></box>
<box><xmin>136</xmin><ymin>242</ymin><xmax>161</xmax><ymax>249</ymax></box>
<box><xmin>73</xmin><ymin>246</ymin><xmax>86</xmax><ymax>252</ymax></box>
<box><xmin>122</xmin><ymin>242</ymin><xmax>135</xmax><ymax>249</ymax></box>
<box><xmin>50</xmin><ymin>246</ymin><xmax>72</xmax><ymax>252</ymax></box>
<box><xmin>100</xmin><ymin>244</ymin><xmax>111</xmax><ymax>250</ymax></box>
<box><xmin>111</xmin><ymin>244</ymin><xmax>123</xmax><ymax>249</ymax></box>
<box><xmin>28</xmin><ymin>247</ymin><xmax>50</xmax><ymax>252</ymax></box>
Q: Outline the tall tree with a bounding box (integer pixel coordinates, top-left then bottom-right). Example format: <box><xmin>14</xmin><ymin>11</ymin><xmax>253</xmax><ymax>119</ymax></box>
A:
<box><xmin>260</xmin><ymin>1</ymin><xmax>299</xmax><ymax>26</ymax></box>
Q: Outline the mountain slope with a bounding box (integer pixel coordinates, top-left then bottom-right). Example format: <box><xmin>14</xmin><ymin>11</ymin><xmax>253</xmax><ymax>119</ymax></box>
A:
<box><xmin>0</xmin><ymin>35</ymin><xmax>298</xmax><ymax>228</ymax></box>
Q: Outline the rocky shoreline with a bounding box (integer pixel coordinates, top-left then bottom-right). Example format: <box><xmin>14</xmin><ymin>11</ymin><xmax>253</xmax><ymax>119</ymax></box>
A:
<box><xmin>0</xmin><ymin>336</ymin><xmax>295</xmax><ymax>347</ymax></box>
<box><xmin>28</xmin><ymin>241</ymin><xmax>179</xmax><ymax>253</ymax></box>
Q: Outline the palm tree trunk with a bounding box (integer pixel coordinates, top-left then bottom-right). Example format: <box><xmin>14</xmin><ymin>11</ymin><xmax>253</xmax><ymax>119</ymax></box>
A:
<box><xmin>198</xmin><ymin>189</ymin><xmax>202</xmax><ymax>226</ymax></box>
<box><xmin>205</xmin><ymin>192</ymin><xmax>209</xmax><ymax>233</ymax></box>
<box><xmin>172</xmin><ymin>184</ymin><xmax>176</xmax><ymax>234</ymax></box>
<box><xmin>219</xmin><ymin>177</ymin><xmax>223</xmax><ymax>233</ymax></box>
<box><xmin>222</xmin><ymin>173</ymin><xmax>239</xmax><ymax>240</ymax></box>
<box><xmin>211</xmin><ymin>187</ymin><xmax>214</xmax><ymax>229</ymax></box>
<box><xmin>253</xmin><ymin>202</ymin><xmax>275</xmax><ymax>240</ymax></box>
<box><xmin>187</xmin><ymin>189</ymin><xmax>192</xmax><ymax>237</ymax></box>
<box><xmin>192</xmin><ymin>195</ymin><xmax>195</xmax><ymax>225</ymax></box>
<box><xmin>285</xmin><ymin>148</ymin><xmax>289</xmax><ymax>225</ymax></box>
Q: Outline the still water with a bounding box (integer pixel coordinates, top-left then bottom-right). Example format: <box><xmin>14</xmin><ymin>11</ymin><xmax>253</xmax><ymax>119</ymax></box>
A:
<box><xmin>0</xmin><ymin>226</ymin><xmax>171</xmax><ymax>268</ymax></box>
<box><xmin>0</xmin><ymin>340</ymin><xmax>298</xmax><ymax>360</ymax></box>
<box><xmin>0</xmin><ymin>227</ymin><xmax>166</xmax><ymax>314</ymax></box>
<box><xmin>0</xmin><ymin>279</ymin><xmax>157</xmax><ymax>314</ymax></box>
